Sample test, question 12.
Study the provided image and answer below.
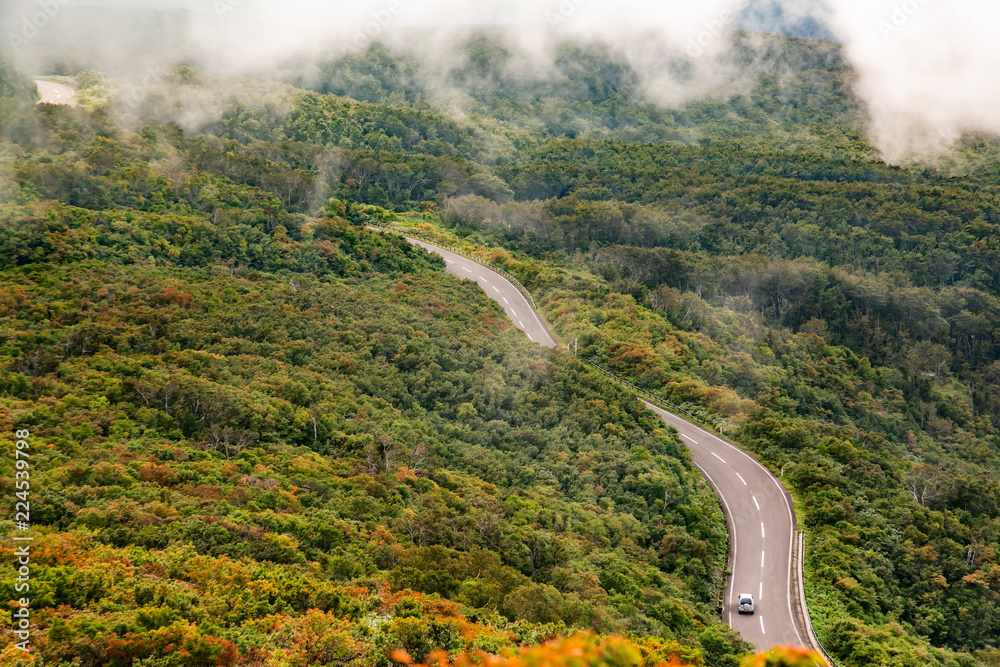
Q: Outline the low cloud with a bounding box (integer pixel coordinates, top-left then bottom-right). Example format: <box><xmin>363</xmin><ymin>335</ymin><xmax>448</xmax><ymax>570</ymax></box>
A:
<box><xmin>4</xmin><ymin>0</ymin><xmax>1000</xmax><ymax>162</ymax></box>
<box><xmin>2</xmin><ymin>0</ymin><xmax>751</xmax><ymax>74</ymax></box>
<box><xmin>823</xmin><ymin>0</ymin><xmax>1000</xmax><ymax>161</ymax></box>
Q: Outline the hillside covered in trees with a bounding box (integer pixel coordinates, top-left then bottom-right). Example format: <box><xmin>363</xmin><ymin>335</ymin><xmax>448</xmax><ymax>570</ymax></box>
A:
<box><xmin>2</xmin><ymin>25</ymin><xmax>1000</xmax><ymax>667</ymax></box>
<box><xmin>0</xmin><ymin>52</ymin><xmax>748</xmax><ymax>667</ymax></box>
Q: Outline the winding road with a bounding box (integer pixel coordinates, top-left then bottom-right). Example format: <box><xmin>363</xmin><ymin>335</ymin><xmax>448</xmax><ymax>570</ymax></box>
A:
<box><xmin>408</xmin><ymin>239</ymin><xmax>558</xmax><ymax>348</ymax></box>
<box><xmin>35</xmin><ymin>80</ymin><xmax>75</xmax><ymax>105</ymax></box>
<box><xmin>399</xmin><ymin>231</ymin><xmax>815</xmax><ymax>654</ymax></box>
<box><xmin>643</xmin><ymin>402</ymin><xmax>804</xmax><ymax>650</ymax></box>
<box><xmin>24</xmin><ymin>75</ymin><xmax>820</xmax><ymax>658</ymax></box>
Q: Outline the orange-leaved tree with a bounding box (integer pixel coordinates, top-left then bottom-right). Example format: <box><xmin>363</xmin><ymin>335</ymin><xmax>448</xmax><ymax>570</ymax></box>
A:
<box><xmin>740</xmin><ymin>646</ymin><xmax>827</xmax><ymax>667</ymax></box>
<box><xmin>390</xmin><ymin>633</ymin><xmax>698</xmax><ymax>667</ymax></box>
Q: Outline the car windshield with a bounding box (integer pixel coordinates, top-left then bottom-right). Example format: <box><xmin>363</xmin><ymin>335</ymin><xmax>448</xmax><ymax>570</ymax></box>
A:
<box><xmin>740</xmin><ymin>596</ymin><xmax>752</xmax><ymax>604</ymax></box>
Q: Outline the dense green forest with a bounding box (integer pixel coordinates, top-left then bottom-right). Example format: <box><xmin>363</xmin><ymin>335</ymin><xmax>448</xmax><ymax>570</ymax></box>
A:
<box><xmin>284</xmin><ymin>34</ymin><xmax>1000</xmax><ymax>666</ymax></box>
<box><xmin>0</xmin><ymin>51</ymin><xmax>748</xmax><ymax>666</ymax></box>
<box><xmin>3</xmin><ymin>25</ymin><xmax>1000</xmax><ymax>667</ymax></box>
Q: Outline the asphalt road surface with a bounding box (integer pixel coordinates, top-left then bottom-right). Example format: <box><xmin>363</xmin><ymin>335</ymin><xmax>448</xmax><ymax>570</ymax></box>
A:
<box><xmin>35</xmin><ymin>80</ymin><xmax>75</xmax><ymax>105</ymax></box>
<box><xmin>404</xmin><ymin>233</ymin><xmax>810</xmax><ymax>652</ymax></box>
<box><xmin>406</xmin><ymin>239</ymin><xmax>558</xmax><ymax>348</ymax></box>
<box><xmin>643</xmin><ymin>401</ymin><xmax>804</xmax><ymax>650</ymax></box>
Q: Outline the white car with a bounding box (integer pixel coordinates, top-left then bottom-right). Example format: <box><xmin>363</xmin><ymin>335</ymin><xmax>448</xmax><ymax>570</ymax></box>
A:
<box><xmin>738</xmin><ymin>593</ymin><xmax>755</xmax><ymax>615</ymax></box>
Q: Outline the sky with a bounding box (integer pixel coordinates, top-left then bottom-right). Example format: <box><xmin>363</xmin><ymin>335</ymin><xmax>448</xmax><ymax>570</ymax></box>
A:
<box><xmin>2</xmin><ymin>0</ymin><xmax>997</xmax><ymax>161</ymax></box>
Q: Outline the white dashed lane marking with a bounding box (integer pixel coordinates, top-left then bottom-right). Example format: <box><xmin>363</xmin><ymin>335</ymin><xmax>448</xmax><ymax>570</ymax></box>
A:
<box><xmin>735</xmin><ymin>472</ymin><xmax>747</xmax><ymax>486</ymax></box>
<box><xmin>639</xmin><ymin>391</ymin><xmax>804</xmax><ymax>645</ymax></box>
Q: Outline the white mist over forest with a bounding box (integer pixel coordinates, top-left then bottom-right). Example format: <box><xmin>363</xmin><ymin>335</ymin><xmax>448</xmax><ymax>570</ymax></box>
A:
<box><xmin>2</xmin><ymin>0</ymin><xmax>998</xmax><ymax>159</ymax></box>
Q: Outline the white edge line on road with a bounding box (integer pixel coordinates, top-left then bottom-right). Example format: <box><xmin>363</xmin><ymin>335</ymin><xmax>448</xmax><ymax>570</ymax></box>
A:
<box><xmin>511</xmin><ymin>280</ymin><xmax>554</xmax><ymax>346</ymax></box>
<box><xmin>694</xmin><ymin>461</ymin><xmax>737</xmax><ymax>626</ymax></box>
<box><xmin>666</xmin><ymin>410</ymin><xmax>801</xmax><ymax>639</ymax></box>
<box><xmin>712</xmin><ymin>452</ymin><xmax>726</xmax><ymax>464</ymax></box>
<box><xmin>787</xmin><ymin>515</ymin><xmax>796</xmax><ymax>638</ymax></box>
<box><xmin>735</xmin><ymin>472</ymin><xmax>747</xmax><ymax>486</ymax></box>
<box><xmin>407</xmin><ymin>237</ymin><xmax>558</xmax><ymax>349</ymax></box>
<box><xmin>647</xmin><ymin>399</ymin><xmax>805</xmax><ymax>644</ymax></box>
<box><xmin>411</xmin><ymin>239</ymin><xmax>807</xmax><ymax>639</ymax></box>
